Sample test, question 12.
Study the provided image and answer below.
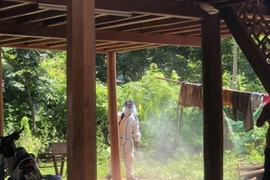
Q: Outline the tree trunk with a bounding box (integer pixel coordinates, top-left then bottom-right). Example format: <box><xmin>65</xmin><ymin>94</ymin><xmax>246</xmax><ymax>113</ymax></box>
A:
<box><xmin>24</xmin><ymin>75</ymin><xmax>36</xmax><ymax>136</ymax></box>
<box><xmin>232</xmin><ymin>40</ymin><xmax>238</xmax><ymax>89</ymax></box>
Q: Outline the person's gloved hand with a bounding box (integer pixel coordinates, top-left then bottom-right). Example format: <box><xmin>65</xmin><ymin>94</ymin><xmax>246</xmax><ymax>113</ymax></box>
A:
<box><xmin>135</xmin><ymin>142</ymin><xmax>140</xmax><ymax>150</ymax></box>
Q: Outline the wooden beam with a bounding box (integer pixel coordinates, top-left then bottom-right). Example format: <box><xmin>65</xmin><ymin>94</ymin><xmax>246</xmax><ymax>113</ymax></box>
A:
<box><xmin>96</xmin><ymin>42</ymin><xmax>137</xmax><ymax>50</ymax></box>
<box><xmin>5</xmin><ymin>0</ymin><xmax>65</xmax><ymax>5</ymax></box>
<box><xmin>0</xmin><ymin>37</ymin><xmax>42</xmax><ymax>46</ymax></box>
<box><xmin>0</xmin><ymin>1</ymin><xmax>29</xmax><ymax>11</ymax></box>
<box><xmin>107</xmin><ymin>52</ymin><xmax>122</xmax><ymax>180</ymax></box>
<box><xmin>107</xmin><ymin>43</ymin><xmax>157</xmax><ymax>52</ymax></box>
<box><xmin>7</xmin><ymin>0</ymin><xmax>205</xmax><ymax>19</ymax></box>
<box><xmin>16</xmin><ymin>11</ymin><xmax>66</xmax><ymax>24</ymax></box>
<box><xmin>0</xmin><ymin>3</ymin><xmax>46</xmax><ymax>21</ymax></box>
<box><xmin>201</xmin><ymin>14</ymin><xmax>223</xmax><ymax>180</ymax></box>
<box><xmin>144</xmin><ymin>20</ymin><xmax>201</xmax><ymax>33</ymax></box>
<box><xmin>96</xmin><ymin>16</ymin><xmax>169</xmax><ymax>30</ymax></box>
<box><xmin>0</xmin><ymin>36</ymin><xmax>22</xmax><ymax>42</ymax></box>
<box><xmin>47</xmin><ymin>41</ymin><xmax>66</xmax><ymax>48</ymax></box>
<box><xmin>0</xmin><ymin>23</ymin><xmax>201</xmax><ymax>46</ymax></box>
<box><xmin>25</xmin><ymin>39</ymin><xmax>64</xmax><ymax>46</ymax></box>
<box><xmin>220</xmin><ymin>6</ymin><xmax>270</xmax><ymax>94</ymax></box>
<box><xmin>119</xmin><ymin>18</ymin><xmax>187</xmax><ymax>32</ymax></box>
<box><xmin>0</xmin><ymin>43</ymin><xmax>66</xmax><ymax>50</ymax></box>
<box><xmin>66</xmin><ymin>0</ymin><xmax>96</xmax><ymax>180</ymax></box>
<box><xmin>96</xmin><ymin>14</ymin><xmax>148</xmax><ymax>27</ymax></box>
<box><xmin>0</xmin><ymin>23</ymin><xmax>65</xmax><ymax>39</ymax></box>
<box><xmin>96</xmin><ymin>30</ymin><xmax>201</xmax><ymax>47</ymax></box>
<box><xmin>216</xmin><ymin>0</ymin><xmax>256</xmax><ymax>8</ymax></box>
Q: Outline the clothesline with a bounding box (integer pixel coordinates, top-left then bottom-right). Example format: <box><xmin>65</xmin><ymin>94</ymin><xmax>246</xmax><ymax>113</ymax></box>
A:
<box><xmin>155</xmin><ymin>76</ymin><xmax>264</xmax><ymax>95</ymax></box>
<box><xmin>156</xmin><ymin>76</ymin><xmax>269</xmax><ymax>132</ymax></box>
<box><xmin>156</xmin><ymin>76</ymin><xmax>268</xmax><ymax>103</ymax></box>
<box><xmin>156</xmin><ymin>76</ymin><xmax>200</xmax><ymax>86</ymax></box>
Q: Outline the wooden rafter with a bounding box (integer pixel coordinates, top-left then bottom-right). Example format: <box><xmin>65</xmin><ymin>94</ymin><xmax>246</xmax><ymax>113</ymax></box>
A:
<box><xmin>143</xmin><ymin>20</ymin><xmax>201</xmax><ymax>33</ymax></box>
<box><xmin>0</xmin><ymin>1</ymin><xmax>29</xmax><ymax>11</ymax></box>
<box><xmin>5</xmin><ymin>0</ymin><xmax>206</xmax><ymax>19</ymax></box>
<box><xmin>96</xmin><ymin>30</ymin><xmax>201</xmax><ymax>46</ymax></box>
<box><xmin>119</xmin><ymin>18</ymin><xmax>187</xmax><ymax>32</ymax></box>
<box><xmin>0</xmin><ymin>23</ymin><xmax>202</xmax><ymax>46</ymax></box>
<box><xmin>0</xmin><ymin>36</ymin><xmax>22</xmax><ymax>42</ymax></box>
<box><xmin>0</xmin><ymin>3</ymin><xmax>46</xmax><ymax>21</ymax></box>
<box><xmin>0</xmin><ymin>0</ymin><xmax>264</xmax><ymax>52</ymax></box>
<box><xmin>16</xmin><ymin>11</ymin><xmax>66</xmax><ymax>24</ymax></box>
<box><xmin>25</xmin><ymin>39</ymin><xmax>65</xmax><ymax>46</ymax></box>
<box><xmin>96</xmin><ymin>16</ymin><xmax>170</xmax><ymax>30</ymax></box>
<box><xmin>0</xmin><ymin>37</ymin><xmax>42</xmax><ymax>46</ymax></box>
<box><xmin>96</xmin><ymin>14</ymin><xmax>148</xmax><ymax>26</ymax></box>
<box><xmin>0</xmin><ymin>23</ymin><xmax>64</xmax><ymax>39</ymax></box>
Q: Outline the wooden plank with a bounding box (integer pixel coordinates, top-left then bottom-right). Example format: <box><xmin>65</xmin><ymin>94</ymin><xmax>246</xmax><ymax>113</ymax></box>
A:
<box><xmin>5</xmin><ymin>0</ymin><xmax>65</xmax><ymax>5</ymax></box>
<box><xmin>220</xmin><ymin>6</ymin><xmax>270</xmax><ymax>94</ymax></box>
<box><xmin>96</xmin><ymin>42</ymin><xmax>137</xmax><ymax>50</ymax></box>
<box><xmin>50</xmin><ymin>142</ymin><xmax>67</xmax><ymax>176</ymax></box>
<box><xmin>8</xmin><ymin>0</ymin><xmax>205</xmax><ymax>19</ymax></box>
<box><xmin>0</xmin><ymin>23</ymin><xmax>65</xmax><ymax>39</ymax></box>
<box><xmin>17</xmin><ymin>11</ymin><xmax>66</xmax><ymax>24</ymax></box>
<box><xmin>0</xmin><ymin>1</ymin><xmax>29</xmax><ymax>11</ymax></box>
<box><xmin>0</xmin><ymin>23</ymin><xmax>201</xmax><ymax>46</ymax></box>
<box><xmin>107</xmin><ymin>44</ymin><xmax>156</xmax><ymax>52</ymax></box>
<box><xmin>119</xmin><ymin>18</ymin><xmax>186</xmax><ymax>32</ymax></box>
<box><xmin>0</xmin><ymin>37</ymin><xmax>42</xmax><ymax>46</ymax></box>
<box><xmin>66</xmin><ymin>0</ymin><xmax>96</xmax><ymax>180</ymax></box>
<box><xmin>96</xmin><ymin>14</ymin><xmax>148</xmax><ymax>27</ymax></box>
<box><xmin>107</xmin><ymin>52</ymin><xmax>122</xmax><ymax>180</ymax></box>
<box><xmin>164</xmin><ymin>22</ymin><xmax>226</xmax><ymax>35</ymax></box>
<box><xmin>201</xmin><ymin>14</ymin><xmax>223</xmax><ymax>180</ymax></box>
<box><xmin>96</xmin><ymin>16</ymin><xmax>169</xmax><ymax>30</ymax></box>
<box><xmin>50</xmin><ymin>142</ymin><xmax>67</xmax><ymax>155</ymax></box>
<box><xmin>0</xmin><ymin>43</ymin><xmax>66</xmax><ymax>50</ymax></box>
<box><xmin>0</xmin><ymin>3</ymin><xmax>46</xmax><ymax>21</ymax></box>
<box><xmin>25</xmin><ymin>39</ymin><xmax>64</xmax><ymax>46</ymax></box>
<box><xmin>240</xmin><ymin>169</ymin><xmax>264</xmax><ymax>177</ymax></box>
<box><xmin>114</xmin><ymin>45</ymin><xmax>164</xmax><ymax>53</ymax></box>
<box><xmin>216</xmin><ymin>0</ymin><xmax>256</xmax><ymax>8</ymax></box>
<box><xmin>47</xmin><ymin>41</ymin><xmax>66</xmax><ymax>48</ymax></box>
<box><xmin>145</xmin><ymin>20</ymin><xmax>201</xmax><ymax>33</ymax></box>
<box><xmin>96</xmin><ymin>30</ymin><xmax>201</xmax><ymax>47</ymax></box>
<box><xmin>0</xmin><ymin>36</ymin><xmax>21</xmax><ymax>42</ymax></box>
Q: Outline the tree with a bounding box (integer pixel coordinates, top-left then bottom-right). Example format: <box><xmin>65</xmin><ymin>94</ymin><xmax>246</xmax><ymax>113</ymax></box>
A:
<box><xmin>2</xmin><ymin>48</ymin><xmax>49</xmax><ymax>135</ymax></box>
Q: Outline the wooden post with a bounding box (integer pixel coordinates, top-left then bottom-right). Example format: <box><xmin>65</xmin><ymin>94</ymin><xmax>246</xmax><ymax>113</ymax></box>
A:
<box><xmin>106</xmin><ymin>52</ymin><xmax>122</xmax><ymax>180</ymax></box>
<box><xmin>66</xmin><ymin>0</ymin><xmax>96</xmax><ymax>179</ymax></box>
<box><xmin>201</xmin><ymin>14</ymin><xmax>223</xmax><ymax>180</ymax></box>
<box><xmin>0</xmin><ymin>48</ymin><xmax>3</xmax><ymax>136</ymax></box>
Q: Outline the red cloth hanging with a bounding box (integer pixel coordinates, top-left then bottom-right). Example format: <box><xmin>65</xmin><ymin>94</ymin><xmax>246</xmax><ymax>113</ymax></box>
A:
<box><xmin>264</xmin><ymin>94</ymin><xmax>270</xmax><ymax>104</ymax></box>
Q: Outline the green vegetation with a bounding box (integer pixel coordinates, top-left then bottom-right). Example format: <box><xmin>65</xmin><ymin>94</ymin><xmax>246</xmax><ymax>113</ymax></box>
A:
<box><xmin>0</xmin><ymin>37</ymin><xmax>267</xmax><ymax>179</ymax></box>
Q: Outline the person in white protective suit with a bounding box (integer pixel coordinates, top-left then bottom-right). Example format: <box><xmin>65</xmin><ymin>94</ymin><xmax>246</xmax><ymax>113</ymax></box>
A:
<box><xmin>107</xmin><ymin>100</ymin><xmax>141</xmax><ymax>180</ymax></box>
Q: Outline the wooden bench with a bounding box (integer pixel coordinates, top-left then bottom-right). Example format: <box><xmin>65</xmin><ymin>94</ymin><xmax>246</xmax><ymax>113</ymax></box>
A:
<box><xmin>37</xmin><ymin>142</ymin><xmax>67</xmax><ymax>176</ymax></box>
<box><xmin>236</xmin><ymin>159</ymin><xmax>264</xmax><ymax>180</ymax></box>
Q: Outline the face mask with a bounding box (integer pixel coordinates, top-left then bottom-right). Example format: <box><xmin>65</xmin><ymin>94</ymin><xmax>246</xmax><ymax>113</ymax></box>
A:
<box><xmin>126</xmin><ymin>108</ymin><xmax>134</xmax><ymax>114</ymax></box>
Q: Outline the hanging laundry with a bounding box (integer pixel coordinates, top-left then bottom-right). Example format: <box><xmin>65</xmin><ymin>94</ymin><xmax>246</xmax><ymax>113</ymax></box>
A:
<box><xmin>231</xmin><ymin>91</ymin><xmax>254</xmax><ymax>132</ymax></box>
<box><xmin>222</xmin><ymin>88</ymin><xmax>233</xmax><ymax>108</ymax></box>
<box><xmin>250</xmin><ymin>92</ymin><xmax>264</xmax><ymax>110</ymax></box>
<box><xmin>263</xmin><ymin>93</ymin><xmax>270</xmax><ymax>104</ymax></box>
<box><xmin>179</xmin><ymin>81</ymin><xmax>203</xmax><ymax>109</ymax></box>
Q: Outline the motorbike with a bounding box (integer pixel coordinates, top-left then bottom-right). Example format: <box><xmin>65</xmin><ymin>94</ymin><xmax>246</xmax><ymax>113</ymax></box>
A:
<box><xmin>0</xmin><ymin>127</ymin><xmax>61</xmax><ymax>180</ymax></box>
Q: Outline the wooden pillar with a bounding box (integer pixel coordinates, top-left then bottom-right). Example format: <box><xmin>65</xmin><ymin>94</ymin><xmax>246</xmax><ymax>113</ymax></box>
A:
<box><xmin>106</xmin><ymin>52</ymin><xmax>122</xmax><ymax>180</ymax></box>
<box><xmin>0</xmin><ymin>48</ymin><xmax>3</xmax><ymax>136</ymax></box>
<box><xmin>66</xmin><ymin>0</ymin><xmax>96</xmax><ymax>179</ymax></box>
<box><xmin>201</xmin><ymin>14</ymin><xmax>223</xmax><ymax>180</ymax></box>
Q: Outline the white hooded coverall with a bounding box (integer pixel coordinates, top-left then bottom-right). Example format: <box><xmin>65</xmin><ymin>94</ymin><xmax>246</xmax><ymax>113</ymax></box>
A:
<box><xmin>108</xmin><ymin>112</ymin><xmax>141</xmax><ymax>179</ymax></box>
